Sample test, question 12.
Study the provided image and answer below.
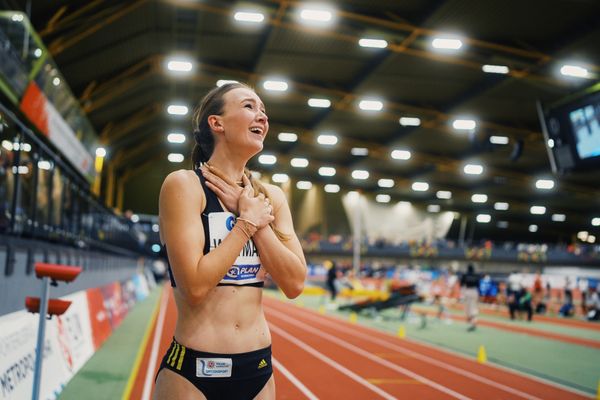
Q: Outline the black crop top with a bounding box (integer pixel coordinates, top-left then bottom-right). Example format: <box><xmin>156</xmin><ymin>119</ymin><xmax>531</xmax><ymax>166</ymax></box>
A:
<box><xmin>162</xmin><ymin>170</ymin><xmax>264</xmax><ymax>288</ymax></box>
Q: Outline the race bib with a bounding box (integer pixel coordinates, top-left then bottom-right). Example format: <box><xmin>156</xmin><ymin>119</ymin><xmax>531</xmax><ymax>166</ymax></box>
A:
<box><xmin>208</xmin><ymin>212</ymin><xmax>262</xmax><ymax>284</ymax></box>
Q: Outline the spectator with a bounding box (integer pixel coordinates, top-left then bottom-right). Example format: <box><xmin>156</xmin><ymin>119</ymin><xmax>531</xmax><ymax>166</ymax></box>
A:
<box><xmin>460</xmin><ymin>264</ymin><xmax>481</xmax><ymax>331</ymax></box>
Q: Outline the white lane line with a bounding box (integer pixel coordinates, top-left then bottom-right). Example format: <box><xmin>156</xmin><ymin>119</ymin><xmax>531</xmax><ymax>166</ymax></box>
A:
<box><xmin>272</xmin><ymin>357</ymin><xmax>320</xmax><ymax>400</ymax></box>
<box><xmin>268</xmin><ymin>309</ymin><xmax>471</xmax><ymax>400</ymax></box>
<box><xmin>266</xmin><ymin>303</ymin><xmax>543</xmax><ymax>400</ymax></box>
<box><xmin>269</xmin><ymin>322</ymin><xmax>397</xmax><ymax>400</ymax></box>
<box><xmin>141</xmin><ymin>286</ymin><xmax>170</xmax><ymax>400</ymax></box>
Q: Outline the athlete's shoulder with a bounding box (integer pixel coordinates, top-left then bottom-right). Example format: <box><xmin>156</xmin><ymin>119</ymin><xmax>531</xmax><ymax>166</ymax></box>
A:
<box><xmin>160</xmin><ymin>169</ymin><xmax>203</xmax><ymax>202</ymax></box>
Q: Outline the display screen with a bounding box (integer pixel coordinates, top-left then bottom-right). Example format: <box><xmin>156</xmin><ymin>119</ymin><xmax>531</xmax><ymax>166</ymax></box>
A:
<box><xmin>569</xmin><ymin>103</ymin><xmax>600</xmax><ymax>159</ymax></box>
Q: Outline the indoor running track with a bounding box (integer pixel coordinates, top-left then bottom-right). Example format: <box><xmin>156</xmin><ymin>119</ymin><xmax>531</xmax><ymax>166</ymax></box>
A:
<box><xmin>126</xmin><ymin>285</ymin><xmax>592</xmax><ymax>399</ymax></box>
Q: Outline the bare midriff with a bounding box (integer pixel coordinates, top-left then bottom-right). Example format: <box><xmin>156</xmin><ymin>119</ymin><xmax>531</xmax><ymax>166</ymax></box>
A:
<box><xmin>172</xmin><ymin>285</ymin><xmax>270</xmax><ymax>354</ymax></box>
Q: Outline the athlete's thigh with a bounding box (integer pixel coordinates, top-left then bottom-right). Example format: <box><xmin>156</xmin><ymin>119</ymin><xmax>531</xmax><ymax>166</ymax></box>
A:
<box><xmin>153</xmin><ymin>368</ymin><xmax>207</xmax><ymax>400</ymax></box>
<box><xmin>254</xmin><ymin>374</ymin><xmax>275</xmax><ymax>400</ymax></box>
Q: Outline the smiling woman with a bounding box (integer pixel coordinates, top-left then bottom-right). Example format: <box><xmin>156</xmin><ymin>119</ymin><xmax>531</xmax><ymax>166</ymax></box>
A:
<box><xmin>154</xmin><ymin>83</ymin><xmax>307</xmax><ymax>400</ymax></box>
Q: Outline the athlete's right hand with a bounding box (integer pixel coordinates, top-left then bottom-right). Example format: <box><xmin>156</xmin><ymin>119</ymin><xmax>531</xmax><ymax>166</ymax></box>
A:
<box><xmin>237</xmin><ymin>175</ymin><xmax>274</xmax><ymax>229</ymax></box>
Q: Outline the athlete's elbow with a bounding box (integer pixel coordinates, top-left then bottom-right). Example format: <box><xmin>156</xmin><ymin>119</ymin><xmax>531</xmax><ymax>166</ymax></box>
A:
<box><xmin>283</xmin><ymin>281</ymin><xmax>304</xmax><ymax>299</ymax></box>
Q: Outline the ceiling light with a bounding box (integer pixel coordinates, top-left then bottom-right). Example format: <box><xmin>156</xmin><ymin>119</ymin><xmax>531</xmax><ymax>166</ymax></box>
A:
<box><xmin>529</xmin><ymin>224</ymin><xmax>538</xmax><ymax>233</ymax></box>
<box><xmin>297</xmin><ymin>181</ymin><xmax>312</xmax><ymax>190</ymax></box>
<box><xmin>308</xmin><ymin>98</ymin><xmax>331</xmax><ymax>108</ymax></box>
<box><xmin>167</xmin><ymin>104</ymin><xmax>189</xmax><ymax>115</ymax></box>
<box><xmin>551</xmin><ymin>214</ymin><xmax>566</xmax><ymax>222</ymax></box>
<box><xmin>318</xmin><ymin>167</ymin><xmax>336</xmax><ymax>176</ymax></box>
<box><xmin>38</xmin><ymin>160</ymin><xmax>52</xmax><ymax>170</ymax></box>
<box><xmin>436</xmin><ymin>190</ymin><xmax>452</xmax><ymax>199</ymax></box>
<box><xmin>431</xmin><ymin>37</ymin><xmax>463</xmax><ymax>50</ymax></box>
<box><xmin>482</xmin><ymin>64</ymin><xmax>509</xmax><ymax>74</ymax></box>
<box><xmin>278</xmin><ymin>132</ymin><xmax>297</xmax><ymax>142</ymax></box>
<box><xmin>547</xmin><ymin>139</ymin><xmax>555</xmax><ymax>148</ymax></box>
<box><xmin>216</xmin><ymin>79</ymin><xmax>239</xmax><ymax>87</ymax></box>
<box><xmin>560</xmin><ymin>64</ymin><xmax>589</xmax><ymax>79</ymax></box>
<box><xmin>391</xmin><ymin>149</ymin><xmax>411</xmax><ymax>160</ymax></box>
<box><xmin>427</xmin><ymin>204</ymin><xmax>440</xmax><ymax>213</ymax></box>
<box><xmin>34</xmin><ymin>48</ymin><xmax>42</xmax><ymax>58</ymax></box>
<box><xmin>358</xmin><ymin>38</ymin><xmax>388</xmax><ymax>49</ymax></box>
<box><xmin>167</xmin><ymin>133</ymin><xmax>186</xmax><ymax>143</ymax></box>
<box><xmin>351</xmin><ymin>147</ymin><xmax>368</xmax><ymax>156</ymax></box>
<box><xmin>464</xmin><ymin>164</ymin><xmax>483</xmax><ymax>175</ymax></box>
<box><xmin>52</xmin><ymin>77</ymin><xmax>60</xmax><ymax>86</ymax></box>
<box><xmin>530</xmin><ymin>206</ymin><xmax>546</xmax><ymax>215</ymax></box>
<box><xmin>376</xmin><ymin>194</ymin><xmax>391</xmax><ymax>203</ymax></box>
<box><xmin>234</xmin><ymin>11</ymin><xmax>265</xmax><ymax>23</ymax></box>
<box><xmin>168</xmin><ymin>153</ymin><xmax>184</xmax><ymax>163</ymax></box>
<box><xmin>471</xmin><ymin>194</ymin><xmax>487</xmax><ymax>203</ymax></box>
<box><xmin>535</xmin><ymin>179</ymin><xmax>555</xmax><ymax>190</ymax></box>
<box><xmin>299</xmin><ymin>7</ymin><xmax>333</xmax><ymax>24</ymax></box>
<box><xmin>351</xmin><ymin>170</ymin><xmax>369</xmax><ymax>180</ymax></box>
<box><xmin>324</xmin><ymin>184</ymin><xmax>340</xmax><ymax>193</ymax></box>
<box><xmin>452</xmin><ymin>119</ymin><xmax>476</xmax><ymax>131</ymax></box>
<box><xmin>378</xmin><ymin>179</ymin><xmax>394</xmax><ymax>188</ymax></box>
<box><xmin>263</xmin><ymin>80</ymin><xmax>288</xmax><ymax>91</ymax></box>
<box><xmin>358</xmin><ymin>99</ymin><xmax>383</xmax><ymax>111</ymax></box>
<box><xmin>592</xmin><ymin>217</ymin><xmax>600</xmax><ymax>226</ymax></box>
<box><xmin>258</xmin><ymin>154</ymin><xmax>277</xmax><ymax>165</ymax></box>
<box><xmin>317</xmin><ymin>134</ymin><xmax>338</xmax><ymax>145</ymax></box>
<box><xmin>476</xmin><ymin>214</ymin><xmax>491</xmax><ymax>223</ymax></box>
<box><xmin>489</xmin><ymin>135</ymin><xmax>509</xmax><ymax>145</ymax></box>
<box><xmin>272</xmin><ymin>173</ymin><xmax>288</xmax><ymax>183</ymax></box>
<box><xmin>11</xmin><ymin>13</ymin><xmax>24</xmax><ymax>22</ymax></box>
<box><xmin>412</xmin><ymin>182</ymin><xmax>428</xmax><ymax>191</ymax></box>
<box><xmin>588</xmin><ymin>235</ymin><xmax>596</xmax><ymax>244</ymax></box>
<box><xmin>494</xmin><ymin>202</ymin><xmax>509</xmax><ymax>210</ymax></box>
<box><xmin>166</xmin><ymin>58</ymin><xmax>193</xmax><ymax>73</ymax></box>
<box><xmin>577</xmin><ymin>231</ymin><xmax>589</xmax><ymax>241</ymax></box>
<box><xmin>95</xmin><ymin>147</ymin><xmax>107</xmax><ymax>157</ymax></box>
<box><xmin>290</xmin><ymin>158</ymin><xmax>308</xmax><ymax>168</ymax></box>
<box><xmin>399</xmin><ymin>117</ymin><xmax>421</xmax><ymax>126</ymax></box>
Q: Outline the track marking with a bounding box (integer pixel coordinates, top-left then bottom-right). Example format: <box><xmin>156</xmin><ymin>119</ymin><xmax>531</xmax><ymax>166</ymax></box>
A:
<box><xmin>272</xmin><ymin>357</ymin><xmax>320</xmax><ymax>400</ymax></box>
<box><xmin>267</xmin><ymin>304</ymin><xmax>545</xmax><ymax>400</ymax></box>
<box><xmin>140</xmin><ymin>286</ymin><xmax>170</xmax><ymax>400</ymax></box>
<box><xmin>121</xmin><ymin>286</ymin><xmax>164</xmax><ymax>400</ymax></box>
<box><xmin>269</xmin><ymin>309</ymin><xmax>472</xmax><ymax>400</ymax></box>
<box><xmin>270</xmin><ymin>322</ymin><xmax>397</xmax><ymax>400</ymax></box>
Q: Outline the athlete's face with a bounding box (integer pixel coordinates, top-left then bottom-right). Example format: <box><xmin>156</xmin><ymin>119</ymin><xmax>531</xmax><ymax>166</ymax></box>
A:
<box><xmin>215</xmin><ymin>87</ymin><xmax>269</xmax><ymax>153</ymax></box>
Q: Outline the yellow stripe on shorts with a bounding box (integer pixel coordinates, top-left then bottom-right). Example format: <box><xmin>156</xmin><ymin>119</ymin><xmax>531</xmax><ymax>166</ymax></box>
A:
<box><xmin>176</xmin><ymin>345</ymin><xmax>186</xmax><ymax>371</ymax></box>
<box><xmin>170</xmin><ymin>344</ymin><xmax>180</xmax><ymax>367</ymax></box>
<box><xmin>166</xmin><ymin>342</ymin><xmax>177</xmax><ymax>365</ymax></box>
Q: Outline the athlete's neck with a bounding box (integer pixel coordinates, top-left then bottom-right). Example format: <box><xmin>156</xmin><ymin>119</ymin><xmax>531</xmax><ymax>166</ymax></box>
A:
<box><xmin>206</xmin><ymin>154</ymin><xmax>246</xmax><ymax>185</ymax></box>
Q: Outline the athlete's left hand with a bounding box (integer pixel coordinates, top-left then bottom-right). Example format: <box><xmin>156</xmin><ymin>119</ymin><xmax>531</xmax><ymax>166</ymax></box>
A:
<box><xmin>201</xmin><ymin>164</ymin><xmax>243</xmax><ymax>215</ymax></box>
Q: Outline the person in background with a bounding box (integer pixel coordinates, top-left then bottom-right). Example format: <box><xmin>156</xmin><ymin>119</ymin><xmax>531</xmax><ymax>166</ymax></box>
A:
<box><xmin>460</xmin><ymin>264</ymin><xmax>481</xmax><ymax>331</ymax></box>
<box><xmin>324</xmin><ymin>259</ymin><xmax>338</xmax><ymax>302</ymax></box>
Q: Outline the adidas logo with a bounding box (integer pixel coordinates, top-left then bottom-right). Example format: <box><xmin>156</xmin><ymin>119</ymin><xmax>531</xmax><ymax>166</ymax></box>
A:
<box><xmin>258</xmin><ymin>359</ymin><xmax>268</xmax><ymax>369</ymax></box>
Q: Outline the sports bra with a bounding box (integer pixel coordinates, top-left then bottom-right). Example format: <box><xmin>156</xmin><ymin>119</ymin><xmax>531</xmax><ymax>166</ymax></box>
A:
<box><xmin>162</xmin><ymin>170</ymin><xmax>264</xmax><ymax>288</ymax></box>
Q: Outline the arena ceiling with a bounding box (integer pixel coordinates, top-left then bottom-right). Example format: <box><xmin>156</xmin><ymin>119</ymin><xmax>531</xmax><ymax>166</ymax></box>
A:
<box><xmin>3</xmin><ymin>0</ymin><xmax>600</xmax><ymax>244</ymax></box>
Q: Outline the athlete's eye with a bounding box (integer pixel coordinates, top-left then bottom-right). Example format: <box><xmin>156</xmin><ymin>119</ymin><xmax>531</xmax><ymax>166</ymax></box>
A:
<box><xmin>244</xmin><ymin>104</ymin><xmax>253</xmax><ymax>109</ymax></box>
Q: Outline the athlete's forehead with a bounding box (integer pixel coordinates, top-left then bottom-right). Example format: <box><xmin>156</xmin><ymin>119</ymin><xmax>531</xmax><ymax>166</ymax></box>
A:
<box><xmin>225</xmin><ymin>87</ymin><xmax>265</xmax><ymax>109</ymax></box>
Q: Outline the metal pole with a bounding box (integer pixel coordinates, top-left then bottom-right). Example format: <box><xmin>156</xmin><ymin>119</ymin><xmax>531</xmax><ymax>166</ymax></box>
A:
<box><xmin>458</xmin><ymin>215</ymin><xmax>467</xmax><ymax>247</ymax></box>
<box><xmin>352</xmin><ymin>193</ymin><xmax>361</xmax><ymax>276</ymax></box>
<box><xmin>32</xmin><ymin>277</ymin><xmax>50</xmax><ymax>400</ymax></box>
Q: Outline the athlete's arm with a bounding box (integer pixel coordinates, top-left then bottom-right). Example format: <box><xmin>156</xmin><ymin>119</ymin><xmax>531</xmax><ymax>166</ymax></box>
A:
<box><xmin>252</xmin><ymin>183</ymin><xmax>307</xmax><ymax>299</ymax></box>
<box><xmin>159</xmin><ymin>170</ymin><xmax>266</xmax><ymax>305</ymax></box>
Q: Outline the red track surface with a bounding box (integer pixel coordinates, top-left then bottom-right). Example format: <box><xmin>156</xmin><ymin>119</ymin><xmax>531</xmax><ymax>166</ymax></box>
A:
<box><xmin>128</xmin><ymin>286</ymin><xmax>592</xmax><ymax>399</ymax></box>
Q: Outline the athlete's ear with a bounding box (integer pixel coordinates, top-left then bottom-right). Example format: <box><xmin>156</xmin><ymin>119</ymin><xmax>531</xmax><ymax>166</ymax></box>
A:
<box><xmin>207</xmin><ymin>115</ymin><xmax>224</xmax><ymax>133</ymax></box>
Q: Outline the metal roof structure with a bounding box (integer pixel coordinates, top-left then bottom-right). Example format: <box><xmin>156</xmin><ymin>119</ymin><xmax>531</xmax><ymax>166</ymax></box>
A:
<box><xmin>4</xmin><ymin>0</ymin><xmax>600</xmax><ymax>243</ymax></box>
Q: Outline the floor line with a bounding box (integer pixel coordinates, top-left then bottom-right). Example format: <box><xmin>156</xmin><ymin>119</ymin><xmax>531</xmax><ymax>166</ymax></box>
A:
<box><xmin>268</xmin><ymin>308</ymin><xmax>472</xmax><ymax>400</ymax></box>
<box><xmin>272</xmin><ymin>356</ymin><xmax>320</xmax><ymax>400</ymax></box>
<box><xmin>269</xmin><ymin>322</ymin><xmax>397</xmax><ymax>400</ymax></box>
<box><xmin>141</xmin><ymin>286</ymin><xmax>170</xmax><ymax>400</ymax></box>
